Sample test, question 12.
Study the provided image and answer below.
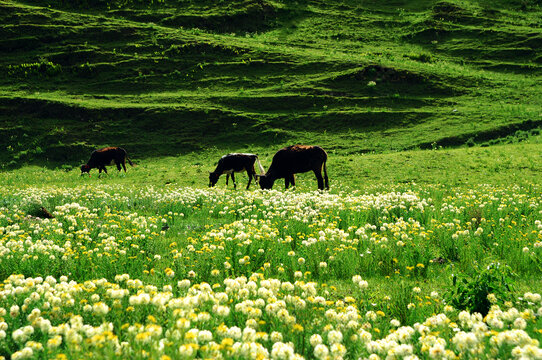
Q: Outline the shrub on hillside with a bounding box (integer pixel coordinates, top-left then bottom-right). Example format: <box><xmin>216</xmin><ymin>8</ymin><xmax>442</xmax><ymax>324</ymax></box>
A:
<box><xmin>7</xmin><ymin>61</ymin><xmax>61</xmax><ymax>78</ymax></box>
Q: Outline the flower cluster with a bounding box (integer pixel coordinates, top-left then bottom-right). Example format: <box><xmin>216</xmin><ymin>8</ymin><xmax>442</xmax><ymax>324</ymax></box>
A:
<box><xmin>1</xmin><ymin>274</ymin><xmax>541</xmax><ymax>359</ymax></box>
<box><xmin>0</xmin><ymin>183</ymin><xmax>540</xmax><ymax>358</ymax></box>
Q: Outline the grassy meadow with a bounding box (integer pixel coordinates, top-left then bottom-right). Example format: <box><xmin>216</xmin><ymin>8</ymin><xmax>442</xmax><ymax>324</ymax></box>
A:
<box><xmin>0</xmin><ymin>144</ymin><xmax>541</xmax><ymax>359</ymax></box>
<box><xmin>1</xmin><ymin>0</ymin><xmax>542</xmax><ymax>358</ymax></box>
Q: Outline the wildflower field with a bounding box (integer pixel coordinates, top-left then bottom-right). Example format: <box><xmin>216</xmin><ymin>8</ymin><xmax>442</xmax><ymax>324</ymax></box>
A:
<box><xmin>1</xmin><ymin>0</ymin><xmax>542</xmax><ymax>356</ymax></box>
<box><xmin>0</xmin><ymin>180</ymin><xmax>541</xmax><ymax>359</ymax></box>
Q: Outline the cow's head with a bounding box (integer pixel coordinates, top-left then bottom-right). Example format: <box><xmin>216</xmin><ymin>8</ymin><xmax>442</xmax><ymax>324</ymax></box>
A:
<box><xmin>80</xmin><ymin>164</ymin><xmax>91</xmax><ymax>174</ymax></box>
<box><xmin>209</xmin><ymin>172</ymin><xmax>220</xmax><ymax>187</ymax></box>
<box><xmin>258</xmin><ymin>175</ymin><xmax>274</xmax><ymax>190</ymax></box>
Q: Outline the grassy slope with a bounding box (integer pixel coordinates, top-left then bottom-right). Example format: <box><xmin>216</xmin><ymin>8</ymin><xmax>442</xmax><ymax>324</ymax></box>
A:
<box><xmin>1</xmin><ymin>141</ymin><xmax>539</xmax><ymax>189</ymax></box>
<box><xmin>0</xmin><ymin>0</ymin><xmax>541</xmax><ymax>172</ymax></box>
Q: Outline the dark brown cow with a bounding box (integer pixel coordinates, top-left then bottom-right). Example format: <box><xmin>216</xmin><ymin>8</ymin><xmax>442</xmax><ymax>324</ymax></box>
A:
<box><xmin>258</xmin><ymin>145</ymin><xmax>329</xmax><ymax>190</ymax></box>
<box><xmin>81</xmin><ymin>147</ymin><xmax>134</xmax><ymax>175</ymax></box>
<box><xmin>209</xmin><ymin>153</ymin><xmax>265</xmax><ymax>189</ymax></box>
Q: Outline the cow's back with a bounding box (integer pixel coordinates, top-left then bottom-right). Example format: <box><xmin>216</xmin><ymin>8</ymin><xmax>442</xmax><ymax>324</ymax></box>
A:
<box><xmin>271</xmin><ymin>145</ymin><xmax>326</xmax><ymax>174</ymax></box>
<box><xmin>89</xmin><ymin>147</ymin><xmax>124</xmax><ymax>165</ymax></box>
<box><xmin>220</xmin><ymin>153</ymin><xmax>256</xmax><ymax>172</ymax></box>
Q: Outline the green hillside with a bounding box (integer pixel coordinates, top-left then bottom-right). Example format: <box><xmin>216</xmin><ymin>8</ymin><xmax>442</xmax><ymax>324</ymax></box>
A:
<box><xmin>1</xmin><ymin>3</ymin><xmax>542</xmax><ymax>358</ymax></box>
<box><xmin>0</xmin><ymin>0</ymin><xmax>541</xmax><ymax>168</ymax></box>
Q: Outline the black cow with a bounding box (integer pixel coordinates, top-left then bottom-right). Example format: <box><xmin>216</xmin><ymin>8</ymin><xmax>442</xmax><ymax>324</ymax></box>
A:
<box><xmin>258</xmin><ymin>145</ymin><xmax>329</xmax><ymax>190</ymax></box>
<box><xmin>209</xmin><ymin>153</ymin><xmax>265</xmax><ymax>189</ymax></box>
<box><xmin>81</xmin><ymin>147</ymin><xmax>134</xmax><ymax>175</ymax></box>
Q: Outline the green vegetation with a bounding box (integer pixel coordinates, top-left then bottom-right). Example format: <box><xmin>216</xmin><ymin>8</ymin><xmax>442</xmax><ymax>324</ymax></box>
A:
<box><xmin>0</xmin><ymin>1</ymin><xmax>541</xmax><ymax>358</ymax></box>
<box><xmin>448</xmin><ymin>262</ymin><xmax>517</xmax><ymax>316</ymax></box>
<box><xmin>1</xmin><ymin>181</ymin><xmax>541</xmax><ymax>358</ymax></box>
<box><xmin>0</xmin><ymin>141</ymin><xmax>540</xmax><ymax>189</ymax></box>
<box><xmin>0</xmin><ymin>0</ymin><xmax>541</xmax><ymax>170</ymax></box>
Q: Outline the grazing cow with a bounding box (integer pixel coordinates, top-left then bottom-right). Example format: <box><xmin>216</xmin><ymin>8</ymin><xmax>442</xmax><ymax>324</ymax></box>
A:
<box><xmin>80</xmin><ymin>147</ymin><xmax>134</xmax><ymax>175</ymax></box>
<box><xmin>258</xmin><ymin>145</ymin><xmax>329</xmax><ymax>190</ymax></box>
<box><xmin>209</xmin><ymin>153</ymin><xmax>265</xmax><ymax>189</ymax></box>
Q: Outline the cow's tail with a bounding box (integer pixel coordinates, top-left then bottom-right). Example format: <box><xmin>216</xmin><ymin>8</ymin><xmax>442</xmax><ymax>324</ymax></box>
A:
<box><xmin>120</xmin><ymin>147</ymin><xmax>135</xmax><ymax>166</ymax></box>
<box><xmin>255</xmin><ymin>156</ymin><xmax>265</xmax><ymax>175</ymax></box>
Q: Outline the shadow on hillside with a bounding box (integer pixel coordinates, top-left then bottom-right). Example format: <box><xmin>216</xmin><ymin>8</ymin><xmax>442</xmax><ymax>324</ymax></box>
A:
<box><xmin>3</xmin><ymin>120</ymin><xmax>541</xmax><ymax>172</ymax></box>
<box><xmin>2</xmin><ymin>92</ymin><xmax>541</xmax><ymax>171</ymax></box>
<box><xmin>0</xmin><ymin>125</ymin><xmax>291</xmax><ymax>171</ymax></box>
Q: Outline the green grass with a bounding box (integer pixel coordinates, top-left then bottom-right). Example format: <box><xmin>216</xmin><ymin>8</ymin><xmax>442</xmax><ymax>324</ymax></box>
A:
<box><xmin>1</xmin><ymin>0</ymin><xmax>541</xmax><ymax>168</ymax></box>
<box><xmin>0</xmin><ymin>169</ymin><xmax>541</xmax><ymax>358</ymax></box>
<box><xmin>1</xmin><ymin>141</ymin><xmax>539</xmax><ymax>189</ymax></box>
<box><xmin>1</xmin><ymin>1</ymin><xmax>542</xmax><ymax>358</ymax></box>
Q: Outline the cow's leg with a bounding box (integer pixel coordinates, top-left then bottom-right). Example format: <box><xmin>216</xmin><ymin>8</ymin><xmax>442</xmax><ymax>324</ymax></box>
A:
<box><xmin>285</xmin><ymin>176</ymin><xmax>290</xmax><ymax>189</ymax></box>
<box><xmin>102</xmin><ymin>166</ymin><xmax>108</xmax><ymax>174</ymax></box>
<box><xmin>314</xmin><ymin>169</ymin><xmax>324</xmax><ymax>190</ymax></box>
<box><xmin>290</xmin><ymin>174</ymin><xmax>296</xmax><ymax>188</ymax></box>
<box><xmin>99</xmin><ymin>167</ymin><xmax>103</xmax><ymax>174</ymax></box>
<box><xmin>231</xmin><ymin>172</ymin><xmax>237</xmax><ymax>189</ymax></box>
<box><xmin>246</xmin><ymin>169</ymin><xmax>253</xmax><ymax>190</ymax></box>
<box><xmin>116</xmin><ymin>161</ymin><xmax>122</xmax><ymax>171</ymax></box>
<box><xmin>122</xmin><ymin>158</ymin><xmax>127</xmax><ymax>172</ymax></box>
<box><xmin>226</xmin><ymin>174</ymin><xmax>229</xmax><ymax>187</ymax></box>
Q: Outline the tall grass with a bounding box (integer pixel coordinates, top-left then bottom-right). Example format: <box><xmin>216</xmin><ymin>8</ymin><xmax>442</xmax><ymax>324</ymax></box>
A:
<box><xmin>0</xmin><ymin>179</ymin><xmax>541</xmax><ymax>358</ymax></box>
